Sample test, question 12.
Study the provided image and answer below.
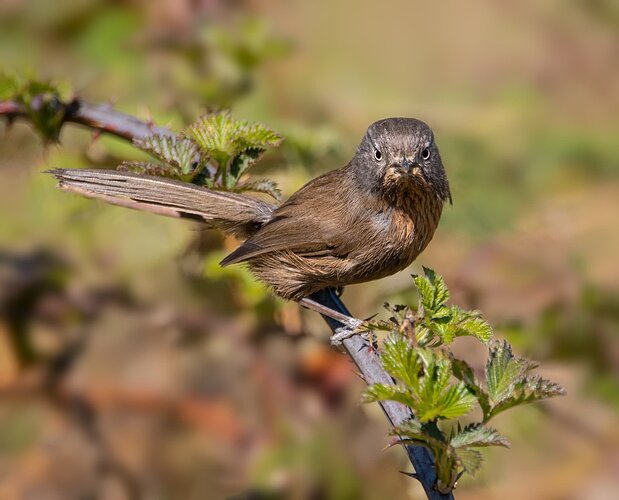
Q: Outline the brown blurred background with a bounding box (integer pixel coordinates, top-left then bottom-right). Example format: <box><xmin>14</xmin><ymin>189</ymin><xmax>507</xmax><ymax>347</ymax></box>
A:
<box><xmin>0</xmin><ymin>1</ymin><xmax>618</xmax><ymax>499</ymax></box>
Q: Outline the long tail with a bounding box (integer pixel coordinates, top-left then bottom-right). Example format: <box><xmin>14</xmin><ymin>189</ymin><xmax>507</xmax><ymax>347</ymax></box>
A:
<box><xmin>47</xmin><ymin>169</ymin><xmax>276</xmax><ymax>238</ymax></box>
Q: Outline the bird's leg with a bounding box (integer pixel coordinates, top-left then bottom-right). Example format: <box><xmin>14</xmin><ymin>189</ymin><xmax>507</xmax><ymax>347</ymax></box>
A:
<box><xmin>299</xmin><ymin>295</ymin><xmax>370</xmax><ymax>346</ymax></box>
<box><xmin>330</xmin><ymin>322</ymin><xmax>369</xmax><ymax>346</ymax></box>
<box><xmin>298</xmin><ymin>296</ymin><xmax>362</xmax><ymax>328</ymax></box>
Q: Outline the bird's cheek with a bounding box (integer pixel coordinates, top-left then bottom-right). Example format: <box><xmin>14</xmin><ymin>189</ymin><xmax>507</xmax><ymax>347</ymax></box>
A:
<box><xmin>411</xmin><ymin>166</ymin><xmax>423</xmax><ymax>177</ymax></box>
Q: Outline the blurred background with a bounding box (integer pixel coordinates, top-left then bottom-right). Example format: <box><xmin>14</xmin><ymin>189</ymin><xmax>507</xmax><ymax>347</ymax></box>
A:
<box><xmin>0</xmin><ymin>1</ymin><xmax>618</xmax><ymax>499</ymax></box>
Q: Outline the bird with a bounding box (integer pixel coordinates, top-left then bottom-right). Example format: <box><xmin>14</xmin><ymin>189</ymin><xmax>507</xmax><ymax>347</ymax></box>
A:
<box><xmin>48</xmin><ymin>118</ymin><xmax>451</xmax><ymax>321</ymax></box>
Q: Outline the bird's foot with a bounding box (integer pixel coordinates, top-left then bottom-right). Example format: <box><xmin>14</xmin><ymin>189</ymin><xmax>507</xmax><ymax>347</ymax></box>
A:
<box><xmin>330</xmin><ymin>318</ymin><xmax>367</xmax><ymax>346</ymax></box>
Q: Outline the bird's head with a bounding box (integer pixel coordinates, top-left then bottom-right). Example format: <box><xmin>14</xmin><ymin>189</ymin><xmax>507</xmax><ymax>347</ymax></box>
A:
<box><xmin>352</xmin><ymin>118</ymin><xmax>451</xmax><ymax>204</ymax></box>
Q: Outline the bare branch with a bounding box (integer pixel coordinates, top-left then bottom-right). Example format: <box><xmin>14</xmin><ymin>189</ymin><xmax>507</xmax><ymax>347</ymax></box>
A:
<box><xmin>1</xmin><ymin>98</ymin><xmax>173</xmax><ymax>140</ymax></box>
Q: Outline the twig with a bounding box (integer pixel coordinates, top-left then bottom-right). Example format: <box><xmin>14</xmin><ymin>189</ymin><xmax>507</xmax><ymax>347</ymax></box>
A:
<box><xmin>1</xmin><ymin>99</ymin><xmax>172</xmax><ymax>140</ymax></box>
<box><xmin>0</xmin><ymin>97</ymin><xmax>452</xmax><ymax>499</ymax></box>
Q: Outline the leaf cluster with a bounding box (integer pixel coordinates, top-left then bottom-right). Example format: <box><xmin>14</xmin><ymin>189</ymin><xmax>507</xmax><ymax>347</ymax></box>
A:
<box><xmin>123</xmin><ymin>110</ymin><xmax>283</xmax><ymax>200</ymax></box>
<box><xmin>362</xmin><ymin>267</ymin><xmax>492</xmax><ymax>347</ymax></box>
<box><xmin>0</xmin><ymin>72</ymin><xmax>72</xmax><ymax>141</ymax></box>
<box><xmin>362</xmin><ymin>268</ymin><xmax>565</xmax><ymax>493</ymax></box>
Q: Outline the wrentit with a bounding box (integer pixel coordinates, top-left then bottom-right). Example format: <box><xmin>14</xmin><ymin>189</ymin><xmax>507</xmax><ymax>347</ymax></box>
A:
<box><xmin>50</xmin><ymin>118</ymin><xmax>451</xmax><ymax>301</ymax></box>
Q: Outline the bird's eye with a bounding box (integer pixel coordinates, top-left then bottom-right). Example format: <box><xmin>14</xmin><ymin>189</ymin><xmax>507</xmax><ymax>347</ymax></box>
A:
<box><xmin>421</xmin><ymin>148</ymin><xmax>431</xmax><ymax>161</ymax></box>
<box><xmin>374</xmin><ymin>148</ymin><xmax>382</xmax><ymax>161</ymax></box>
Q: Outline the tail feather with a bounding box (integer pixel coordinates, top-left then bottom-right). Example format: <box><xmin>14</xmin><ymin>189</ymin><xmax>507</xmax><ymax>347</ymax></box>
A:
<box><xmin>47</xmin><ymin>169</ymin><xmax>275</xmax><ymax>238</ymax></box>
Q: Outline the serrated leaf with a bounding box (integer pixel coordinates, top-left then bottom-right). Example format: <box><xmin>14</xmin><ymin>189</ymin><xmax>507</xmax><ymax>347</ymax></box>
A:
<box><xmin>451</xmin><ymin>307</ymin><xmax>493</xmax><ymax>343</ymax></box>
<box><xmin>117</xmin><ymin>161</ymin><xmax>172</xmax><ymax>177</ymax></box>
<box><xmin>184</xmin><ymin>111</ymin><xmax>281</xmax><ymax>167</ymax></box>
<box><xmin>414</xmin><ymin>274</ymin><xmax>435</xmax><ymax>313</ymax></box>
<box><xmin>456</xmin><ymin>448</ymin><xmax>484</xmax><ymax>475</ymax></box>
<box><xmin>450</xmin><ymin>423</ymin><xmax>510</xmax><ymax>449</ymax></box>
<box><xmin>457</xmin><ymin>314</ymin><xmax>493</xmax><ymax>343</ymax></box>
<box><xmin>234</xmin><ymin>122</ymin><xmax>282</xmax><ymax>150</ymax></box>
<box><xmin>484</xmin><ymin>340</ymin><xmax>566</xmax><ymax>421</ymax></box>
<box><xmin>380</xmin><ymin>336</ymin><xmax>422</xmax><ymax>389</ymax></box>
<box><xmin>183</xmin><ymin>111</ymin><xmax>238</xmax><ymax>163</ymax></box>
<box><xmin>485</xmin><ymin>340</ymin><xmax>529</xmax><ymax>405</ymax></box>
<box><xmin>488</xmin><ymin>375</ymin><xmax>566</xmax><ymax>419</ymax></box>
<box><xmin>134</xmin><ymin>135</ymin><xmax>200</xmax><ymax>175</ymax></box>
<box><xmin>228</xmin><ymin>147</ymin><xmax>266</xmax><ymax>187</ymax></box>
<box><xmin>235</xmin><ymin>179</ymin><xmax>282</xmax><ymax>201</ymax></box>
<box><xmin>451</xmin><ymin>357</ymin><xmax>491</xmax><ymax>418</ymax></box>
<box><xmin>394</xmin><ymin>418</ymin><xmax>447</xmax><ymax>449</ymax></box>
<box><xmin>362</xmin><ymin>383</ymin><xmax>417</xmax><ymax>408</ymax></box>
<box><xmin>423</xmin><ymin>267</ymin><xmax>450</xmax><ymax>308</ymax></box>
<box><xmin>431</xmin><ymin>306</ymin><xmax>453</xmax><ymax>321</ymax></box>
<box><xmin>414</xmin><ymin>355</ymin><xmax>476</xmax><ymax>422</ymax></box>
<box><xmin>416</xmin><ymin>381</ymin><xmax>477</xmax><ymax>422</ymax></box>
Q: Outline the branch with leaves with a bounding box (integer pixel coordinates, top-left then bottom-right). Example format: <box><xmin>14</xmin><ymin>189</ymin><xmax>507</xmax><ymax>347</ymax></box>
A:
<box><xmin>362</xmin><ymin>269</ymin><xmax>565</xmax><ymax>493</ymax></box>
<box><xmin>125</xmin><ymin>111</ymin><xmax>283</xmax><ymax>200</ymax></box>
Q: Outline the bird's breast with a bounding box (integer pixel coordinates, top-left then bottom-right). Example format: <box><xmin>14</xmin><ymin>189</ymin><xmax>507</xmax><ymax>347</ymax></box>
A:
<box><xmin>358</xmin><ymin>192</ymin><xmax>442</xmax><ymax>274</ymax></box>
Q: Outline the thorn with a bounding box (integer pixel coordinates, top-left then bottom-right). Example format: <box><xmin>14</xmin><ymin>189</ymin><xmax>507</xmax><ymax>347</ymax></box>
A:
<box><xmin>399</xmin><ymin>470</ymin><xmax>419</xmax><ymax>480</ymax></box>
<box><xmin>145</xmin><ymin>106</ymin><xmax>154</xmax><ymax>127</ymax></box>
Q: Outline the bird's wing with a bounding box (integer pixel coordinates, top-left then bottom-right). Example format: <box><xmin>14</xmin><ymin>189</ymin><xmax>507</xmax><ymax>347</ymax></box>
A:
<box><xmin>220</xmin><ymin>170</ymin><xmax>355</xmax><ymax>266</ymax></box>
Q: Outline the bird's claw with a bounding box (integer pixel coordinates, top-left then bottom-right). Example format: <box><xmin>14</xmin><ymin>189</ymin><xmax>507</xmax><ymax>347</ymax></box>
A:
<box><xmin>330</xmin><ymin>318</ymin><xmax>366</xmax><ymax>346</ymax></box>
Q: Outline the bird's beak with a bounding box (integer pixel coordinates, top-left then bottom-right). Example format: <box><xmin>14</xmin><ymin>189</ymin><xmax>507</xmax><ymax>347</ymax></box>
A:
<box><xmin>397</xmin><ymin>158</ymin><xmax>422</xmax><ymax>176</ymax></box>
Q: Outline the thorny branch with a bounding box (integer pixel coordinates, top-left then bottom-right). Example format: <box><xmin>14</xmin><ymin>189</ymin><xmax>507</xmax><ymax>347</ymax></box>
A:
<box><xmin>0</xmin><ymin>97</ymin><xmax>452</xmax><ymax>499</ymax></box>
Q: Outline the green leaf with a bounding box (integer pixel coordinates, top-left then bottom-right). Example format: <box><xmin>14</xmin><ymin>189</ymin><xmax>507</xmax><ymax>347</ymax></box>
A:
<box><xmin>488</xmin><ymin>375</ymin><xmax>566</xmax><ymax>419</ymax></box>
<box><xmin>431</xmin><ymin>306</ymin><xmax>453</xmax><ymax>321</ymax></box>
<box><xmin>451</xmin><ymin>357</ymin><xmax>491</xmax><ymax>419</ymax></box>
<box><xmin>414</xmin><ymin>267</ymin><xmax>450</xmax><ymax>313</ymax></box>
<box><xmin>380</xmin><ymin>336</ymin><xmax>422</xmax><ymax>389</ymax></box>
<box><xmin>486</xmin><ymin>340</ymin><xmax>530</xmax><ymax>405</ymax></box>
<box><xmin>134</xmin><ymin>135</ymin><xmax>201</xmax><ymax>175</ymax></box>
<box><xmin>414</xmin><ymin>354</ymin><xmax>476</xmax><ymax>422</ymax></box>
<box><xmin>0</xmin><ymin>73</ymin><xmax>73</xmax><ymax>142</ymax></box>
<box><xmin>455</xmin><ymin>310</ymin><xmax>493</xmax><ymax>343</ymax></box>
<box><xmin>456</xmin><ymin>448</ymin><xmax>484</xmax><ymax>475</ymax></box>
<box><xmin>228</xmin><ymin>147</ymin><xmax>265</xmax><ymax>187</ymax></box>
<box><xmin>395</xmin><ymin>418</ymin><xmax>447</xmax><ymax>449</ymax></box>
<box><xmin>234</xmin><ymin>121</ymin><xmax>282</xmax><ymax>151</ymax></box>
<box><xmin>234</xmin><ymin>179</ymin><xmax>282</xmax><ymax>201</ymax></box>
<box><xmin>362</xmin><ymin>383</ymin><xmax>417</xmax><ymax>408</ymax></box>
<box><xmin>118</xmin><ymin>161</ymin><xmax>173</xmax><ymax>177</ymax></box>
<box><xmin>484</xmin><ymin>340</ymin><xmax>566</xmax><ymax>421</ymax></box>
<box><xmin>184</xmin><ymin>111</ymin><xmax>238</xmax><ymax>166</ymax></box>
<box><xmin>414</xmin><ymin>273</ymin><xmax>435</xmax><ymax>313</ymax></box>
<box><xmin>425</xmin><ymin>267</ymin><xmax>450</xmax><ymax>308</ymax></box>
<box><xmin>450</xmin><ymin>423</ymin><xmax>510</xmax><ymax>449</ymax></box>
<box><xmin>184</xmin><ymin>111</ymin><xmax>282</xmax><ymax>167</ymax></box>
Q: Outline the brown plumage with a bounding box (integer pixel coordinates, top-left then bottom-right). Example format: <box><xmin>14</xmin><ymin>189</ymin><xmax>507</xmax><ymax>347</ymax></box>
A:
<box><xmin>49</xmin><ymin>118</ymin><xmax>451</xmax><ymax>300</ymax></box>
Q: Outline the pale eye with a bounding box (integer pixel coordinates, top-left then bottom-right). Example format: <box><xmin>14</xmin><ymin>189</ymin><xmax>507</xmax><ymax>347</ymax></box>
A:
<box><xmin>421</xmin><ymin>148</ymin><xmax>431</xmax><ymax>161</ymax></box>
<box><xmin>374</xmin><ymin>148</ymin><xmax>382</xmax><ymax>161</ymax></box>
